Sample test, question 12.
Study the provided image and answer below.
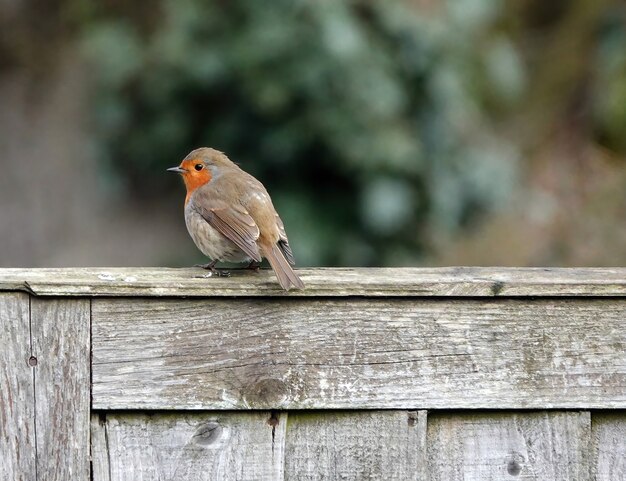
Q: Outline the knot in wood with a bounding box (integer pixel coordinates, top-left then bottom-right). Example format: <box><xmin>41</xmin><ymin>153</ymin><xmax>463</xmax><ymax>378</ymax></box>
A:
<box><xmin>192</xmin><ymin>421</ymin><xmax>223</xmax><ymax>446</ymax></box>
<box><xmin>506</xmin><ymin>451</ymin><xmax>524</xmax><ymax>476</ymax></box>
<box><xmin>243</xmin><ymin>378</ymin><xmax>288</xmax><ymax>408</ymax></box>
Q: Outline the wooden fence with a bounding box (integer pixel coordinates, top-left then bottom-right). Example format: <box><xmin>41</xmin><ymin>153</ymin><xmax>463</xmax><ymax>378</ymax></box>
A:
<box><xmin>1</xmin><ymin>267</ymin><xmax>625</xmax><ymax>480</ymax></box>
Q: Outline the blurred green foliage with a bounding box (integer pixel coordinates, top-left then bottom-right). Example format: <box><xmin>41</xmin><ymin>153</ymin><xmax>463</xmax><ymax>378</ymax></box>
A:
<box><xmin>594</xmin><ymin>8</ymin><xmax>626</xmax><ymax>154</ymax></box>
<box><xmin>83</xmin><ymin>0</ymin><xmax>535</xmax><ymax>266</ymax></box>
<box><xmin>2</xmin><ymin>0</ymin><xmax>623</xmax><ymax>268</ymax></box>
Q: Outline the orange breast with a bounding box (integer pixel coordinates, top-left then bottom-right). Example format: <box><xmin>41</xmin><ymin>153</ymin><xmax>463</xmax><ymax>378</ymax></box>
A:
<box><xmin>183</xmin><ymin>170</ymin><xmax>212</xmax><ymax>205</ymax></box>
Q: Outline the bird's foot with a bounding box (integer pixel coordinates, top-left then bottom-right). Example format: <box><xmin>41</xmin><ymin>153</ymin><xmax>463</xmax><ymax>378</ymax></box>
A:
<box><xmin>194</xmin><ymin>261</ymin><xmax>230</xmax><ymax>278</ymax></box>
<box><xmin>200</xmin><ymin>269</ymin><xmax>231</xmax><ymax>278</ymax></box>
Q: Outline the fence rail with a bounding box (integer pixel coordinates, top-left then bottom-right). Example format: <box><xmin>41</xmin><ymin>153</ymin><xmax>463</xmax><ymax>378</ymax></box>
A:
<box><xmin>1</xmin><ymin>267</ymin><xmax>625</xmax><ymax>480</ymax></box>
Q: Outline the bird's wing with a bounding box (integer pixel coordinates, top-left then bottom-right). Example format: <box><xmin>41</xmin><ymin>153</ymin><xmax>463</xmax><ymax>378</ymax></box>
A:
<box><xmin>194</xmin><ymin>199</ymin><xmax>262</xmax><ymax>262</ymax></box>
<box><xmin>275</xmin><ymin>214</ymin><xmax>296</xmax><ymax>265</ymax></box>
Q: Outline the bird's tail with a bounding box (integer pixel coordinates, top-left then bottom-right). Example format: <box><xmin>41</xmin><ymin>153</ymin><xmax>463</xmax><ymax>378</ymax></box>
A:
<box><xmin>264</xmin><ymin>243</ymin><xmax>305</xmax><ymax>291</ymax></box>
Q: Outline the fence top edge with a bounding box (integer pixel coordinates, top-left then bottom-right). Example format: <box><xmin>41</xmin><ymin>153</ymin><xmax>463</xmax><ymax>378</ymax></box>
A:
<box><xmin>1</xmin><ymin>267</ymin><xmax>625</xmax><ymax>298</ymax></box>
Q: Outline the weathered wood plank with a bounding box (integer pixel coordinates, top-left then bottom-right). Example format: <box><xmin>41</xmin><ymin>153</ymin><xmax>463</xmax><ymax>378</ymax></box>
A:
<box><xmin>591</xmin><ymin>412</ymin><xmax>626</xmax><ymax>481</ymax></box>
<box><xmin>1</xmin><ymin>267</ymin><xmax>625</xmax><ymax>297</ymax></box>
<box><xmin>31</xmin><ymin>298</ymin><xmax>90</xmax><ymax>481</ymax></box>
<box><xmin>427</xmin><ymin>411</ymin><xmax>591</xmax><ymax>481</ymax></box>
<box><xmin>284</xmin><ymin>410</ymin><xmax>427</xmax><ymax>481</ymax></box>
<box><xmin>92</xmin><ymin>298</ymin><xmax>626</xmax><ymax>410</ymax></box>
<box><xmin>90</xmin><ymin>415</ymin><xmax>110</xmax><ymax>481</ymax></box>
<box><xmin>90</xmin><ymin>412</ymin><xmax>286</xmax><ymax>481</ymax></box>
<box><xmin>0</xmin><ymin>293</ymin><xmax>35</xmax><ymax>481</ymax></box>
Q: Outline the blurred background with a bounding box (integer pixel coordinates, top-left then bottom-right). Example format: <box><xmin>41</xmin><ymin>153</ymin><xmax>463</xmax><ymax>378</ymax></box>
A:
<box><xmin>1</xmin><ymin>0</ymin><xmax>625</xmax><ymax>268</ymax></box>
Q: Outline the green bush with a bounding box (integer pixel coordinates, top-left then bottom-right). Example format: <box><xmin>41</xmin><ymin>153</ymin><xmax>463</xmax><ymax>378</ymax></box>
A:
<box><xmin>84</xmin><ymin>0</ymin><xmax>522</xmax><ymax>266</ymax></box>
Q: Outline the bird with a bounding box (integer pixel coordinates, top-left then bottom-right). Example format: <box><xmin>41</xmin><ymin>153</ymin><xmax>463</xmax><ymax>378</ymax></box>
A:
<box><xmin>167</xmin><ymin>147</ymin><xmax>305</xmax><ymax>291</ymax></box>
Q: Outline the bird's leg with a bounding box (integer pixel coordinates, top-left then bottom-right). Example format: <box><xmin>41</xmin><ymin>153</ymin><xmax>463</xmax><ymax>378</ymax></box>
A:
<box><xmin>227</xmin><ymin>260</ymin><xmax>261</xmax><ymax>272</ymax></box>
<box><xmin>194</xmin><ymin>260</ymin><xmax>217</xmax><ymax>270</ymax></box>
<box><xmin>194</xmin><ymin>259</ymin><xmax>231</xmax><ymax>278</ymax></box>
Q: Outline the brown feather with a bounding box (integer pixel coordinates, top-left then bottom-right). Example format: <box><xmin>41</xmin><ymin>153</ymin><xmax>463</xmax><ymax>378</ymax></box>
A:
<box><xmin>275</xmin><ymin>214</ymin><xmax>296</xmax><ymax>265</ymax></box>
<box><xmin>261</xmin><ymin>242</ymin><xmax>305</xmax><ymax>291</ymax></box>
<box><xmin>194</xmin><ymin>204</ymin><xmax>262</xmax><ymax>262</ymax></box>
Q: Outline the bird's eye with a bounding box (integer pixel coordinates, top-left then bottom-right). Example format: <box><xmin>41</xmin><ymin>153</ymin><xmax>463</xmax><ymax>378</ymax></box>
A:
<box><xmin>194</xmin><ymin>164</ymin><xmax>204</xmax><ymax>171</ymax></box>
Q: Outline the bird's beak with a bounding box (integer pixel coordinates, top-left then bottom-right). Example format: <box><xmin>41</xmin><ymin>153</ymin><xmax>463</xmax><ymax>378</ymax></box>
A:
<box><xmin>167</xmin><ymin>166</ymin><xmax>186</xmax><ymax>174</ymax></box>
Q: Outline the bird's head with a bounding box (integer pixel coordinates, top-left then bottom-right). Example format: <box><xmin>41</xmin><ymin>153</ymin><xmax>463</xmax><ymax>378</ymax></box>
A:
<box><xmin>168</xmin><ymin>147</ymin><xmax>234</xmax><ymax>197</ymax></box>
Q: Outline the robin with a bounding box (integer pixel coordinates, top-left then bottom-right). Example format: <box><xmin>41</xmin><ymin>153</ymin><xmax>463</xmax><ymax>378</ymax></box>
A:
<box><xmin>168</xmin><ymin>147</ymin><xmax>305</xmax><ymax>291</ymax></box>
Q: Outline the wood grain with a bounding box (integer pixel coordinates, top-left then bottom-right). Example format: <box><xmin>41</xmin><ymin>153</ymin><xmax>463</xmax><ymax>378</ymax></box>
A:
<box><xmin>284</xmin><ymin>410</ymin><xmax>427</xmax><ymax>481</ymax></box>
<box><xmin>1</xmin><ymin>267</ymin><xmax>625</xmax><ymax>297</ymax></box>
<box><xmin>591</xmin><ymin>412</ymin><xmax>626</xmax><ymax>481</ymax></box>
<box><xmin>90</xmin><ymin>411</ymin><xmax>427</xmax><ymax>481</ymax></box>
<box><xmin>91</xmin><ymin>412</ymin><xmax>286</xmax><ymax>481</ymax></box>
<box><xmin>31</xmin><ymin>298</ymin><xmax>91</xmax><ymax>481</ymax></box>
<box><xmin>426</xmin><ymin>411</ymin><xmax>591</xmax><ymax>481</ymax></box>
<box><xmin>0</xmin><ymin>293</ymin><xmax>35</xmax><ymax>481</ymax></box>
<box><xmin>91</xmin><ymin>298</ymin><xmax>626</xmax><ymax>410</ymax></box>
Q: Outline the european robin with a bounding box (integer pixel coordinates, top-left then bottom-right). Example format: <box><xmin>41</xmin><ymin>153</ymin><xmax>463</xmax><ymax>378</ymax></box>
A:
<box><xmin>168</xmin><ymin>147</ymin><xmax>305</xmax><ymax>291</ymax></box>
